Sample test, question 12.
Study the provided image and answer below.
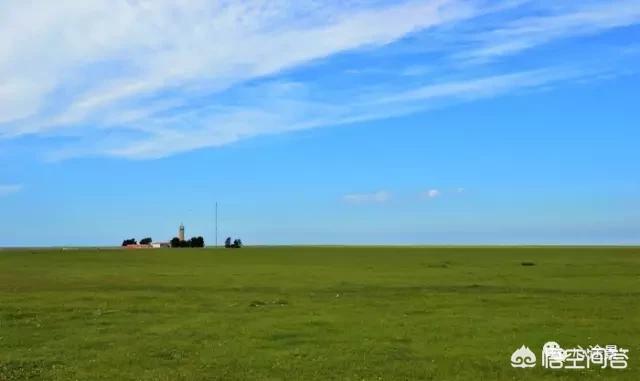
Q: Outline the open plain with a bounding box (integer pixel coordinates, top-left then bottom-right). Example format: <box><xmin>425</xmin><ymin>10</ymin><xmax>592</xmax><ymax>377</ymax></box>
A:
<box><xmin>1</xmin><ymin>246</ymin><xmax>638</xmax><ymax>380</ymax></box>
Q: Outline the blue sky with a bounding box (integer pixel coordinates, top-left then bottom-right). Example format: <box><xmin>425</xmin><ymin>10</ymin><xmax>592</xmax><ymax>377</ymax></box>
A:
<box><xmin>1</xmin><ymin>0</ymin><xmax>639</xmax><ymax>246</ymax></box>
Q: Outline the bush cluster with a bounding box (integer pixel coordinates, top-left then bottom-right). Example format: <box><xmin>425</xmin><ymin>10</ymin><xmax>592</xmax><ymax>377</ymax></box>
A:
<box><xmin>170</xmin><ymin>236</ymin><xmax>205</xmax><ymax>248</ymax></box>
<box><xmin>121</xmin><ymin>237</ymin><xmax>153</xmax><ymax>246</ymax></box>
<box><xmin>224</xmin><ymin>237</ymin><xmax>242</xmax><ymax>248</ymax></box>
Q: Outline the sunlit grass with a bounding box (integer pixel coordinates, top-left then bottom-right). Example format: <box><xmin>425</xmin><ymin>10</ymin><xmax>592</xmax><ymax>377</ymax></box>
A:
<box><xmin>1</xmin><ymin>246</ymin><xmax>638</xmax><ymax>380</ymax></box>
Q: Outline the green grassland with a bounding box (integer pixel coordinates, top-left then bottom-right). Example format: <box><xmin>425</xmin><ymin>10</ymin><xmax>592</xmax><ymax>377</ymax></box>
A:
<box><xmin>0</xmin><ymin>246</ymin><xmax>638</xmax><ymax>380</ymax></box>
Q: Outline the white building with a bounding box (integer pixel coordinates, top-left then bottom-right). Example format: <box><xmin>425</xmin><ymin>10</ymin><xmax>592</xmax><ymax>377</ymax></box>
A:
<box><xmin>178</xmin><ymin>223</ymin><xmax>185</xmax><ymax>241</ymax></box>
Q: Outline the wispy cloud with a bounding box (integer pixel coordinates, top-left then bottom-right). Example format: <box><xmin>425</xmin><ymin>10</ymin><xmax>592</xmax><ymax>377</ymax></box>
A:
<box><xmin>54</xmin><ymin>65</ymin><xmax>597</xmax><ymax>160</ymax></box>
<box><xmin>0</xmin><ymin>0</ymin><xmax>639</xmax><ymax>159</ymax></box>
<box><xmin>378</xmin><ymin>67</ymin><xmax>584</xmax><ymax>104</ymax></box>
<box><xmin>0</xmin><ymin>184</ymin><xmax>22</xmax><ymax>197</ymax></box>
<box><xmin>458</xmin><ymin>0</ymin><xmax>640</xmax><ymax>62</ymax></box>
<box><xmin>343</xmin><ymin>191</ymin><xmax>391</xmax><ymax>204</ymax></box>
<box><xmin>425</xmin><ymin>189</ymin><xmax>441</xmax><ymax>198</ymax></box>
<box><xmin>0</xmin><ymin>0</ymin><xmax>478</xmax><ymax>135</ymax></box>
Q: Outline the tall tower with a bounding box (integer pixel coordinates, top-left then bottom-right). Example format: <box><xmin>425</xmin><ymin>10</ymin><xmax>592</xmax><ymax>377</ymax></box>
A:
<box><xmin>179</xmin><ymin>223</ymin><xmax>185</xmax><ymax>241</ymax></box>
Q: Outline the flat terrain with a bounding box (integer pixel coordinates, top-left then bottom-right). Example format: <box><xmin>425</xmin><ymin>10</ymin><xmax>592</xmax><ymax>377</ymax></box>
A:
<box><xmin>0</xmin><ymin>246</ymin><xmax>638</xmax><ymax>380</ymax></box>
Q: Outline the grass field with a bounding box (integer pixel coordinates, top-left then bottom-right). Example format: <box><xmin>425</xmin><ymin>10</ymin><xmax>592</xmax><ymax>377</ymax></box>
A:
<box><xmin>0</xmin><ymin>246</ymin><xmax>638</xmax><ymax>380</ymax></box>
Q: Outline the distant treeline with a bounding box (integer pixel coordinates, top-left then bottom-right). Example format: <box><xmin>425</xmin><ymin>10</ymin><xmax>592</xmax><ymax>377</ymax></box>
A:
<box><xmin>170</xmin><ymin>236</ymin><xmax>205</xmax><ymax>248</ymax></box>
<box><xmin>122</xmin><ymin>237</ymin><xmax>152</xmax><ymax>246</ymax></box>
<box><xmin>121</xmin><ymin>236</ymin><xmax>204</xmax><ymax>248</ymax></box>
<box><xmin>225</xmin><ymin>237</ymin><xmax>242</xmax><ymax>248</ymax></box>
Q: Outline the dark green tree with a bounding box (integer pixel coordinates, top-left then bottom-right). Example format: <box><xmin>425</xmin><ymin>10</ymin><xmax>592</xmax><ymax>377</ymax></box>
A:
<box><xmin>140</xmin><ymin>237</ymin><xmax>152</xmax><ymax>245</ymax></box>
<box><xmin>189</xmin><ymin>236</ymin><xmax>205</xmax><ymax>248</ymax></box>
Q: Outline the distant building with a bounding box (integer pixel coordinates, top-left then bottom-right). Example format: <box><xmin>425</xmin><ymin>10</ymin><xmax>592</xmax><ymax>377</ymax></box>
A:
<box><xmin>178</xmin><ymin>223</ymin><xmax>185</xmax><ymax>241</ymax></box>
<box><xmin>125</xmin><ymin>244</ymin><xmax>151</xmax><ymax>249</ymax></box>
<box><xmin>152</xmin><ymin>242</ymin><xmax>170</xmax><ymax>248</ymax></box>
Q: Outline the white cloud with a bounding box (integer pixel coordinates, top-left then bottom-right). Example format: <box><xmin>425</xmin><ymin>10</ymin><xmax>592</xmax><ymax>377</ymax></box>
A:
<box><xmin>343</xmin><ymin>191</ymin><xmax>391</xmax><ymax>204</ymax></box>
<box><xmin>0</xmin><ymin>0</ymin><xmax>478</xmax><ymax>135</ymax></box>
<box><xmin>53</xmin><ymin>66</ymin><xmax>593</xmax><ymax>160</ymax></box>
<box><xmin>379</xmin><ymin>67</ymin><xmax>585</xmax><ymax>104</ymax></box>
<box><xmin>0</xmin><ymin>184</ymin><xmax>22</xmax><ymax>197</ymax></box>
<box><xmin>459</xmin><ymin>0</ymin><xmax>640</xmax><ymax>62</ymax></box>
<box><xmin>0</xmin><ymin>0</ymin><xmax>638</xmax><ymax>159</ymax></box>
<box><xmin>425</xmin><ymin>189</ymin><xmax>440</xmax><ymax>198</ymax></box>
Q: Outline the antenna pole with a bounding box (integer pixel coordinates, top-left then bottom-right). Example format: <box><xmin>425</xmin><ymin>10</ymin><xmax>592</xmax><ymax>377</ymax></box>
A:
<box><xmin>215</xmin><ymin>202</ymin><xmax>218</xmax><ymax>248</ymax></box>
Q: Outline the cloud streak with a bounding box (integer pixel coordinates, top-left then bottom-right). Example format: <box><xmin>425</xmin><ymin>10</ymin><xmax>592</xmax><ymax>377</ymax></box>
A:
<box><xmin>0</xmin><ymin>0</ymin><xmax>477</xmax><ymax>134</ymax></box>
<box><xmin>343</xmin><ymin>191</ymin><xmax>391</xmax><ymax>204</ymax></box>
<box><xmin>458</xmin><ymin>0</ymin><xmax>640</xmax><ymax>62</ymax></box>
<box><xmin>0</xmin><ymin>0</ymin><xmax>639</xmax><ymax>159</ymax></box>
<box><xmin>425</xmin><ymin>189</ymin><xmax>441</xmax><ymax>198</ymax></box>
<box><xmin>0</xmin><ymin>184</ymin><xmax>22</xmax><ymax>197</ymax></box>
<box><xmin>52</xmin><ymin>65</ymin><xmax>602</xmax><ymax>160</ymax></box>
